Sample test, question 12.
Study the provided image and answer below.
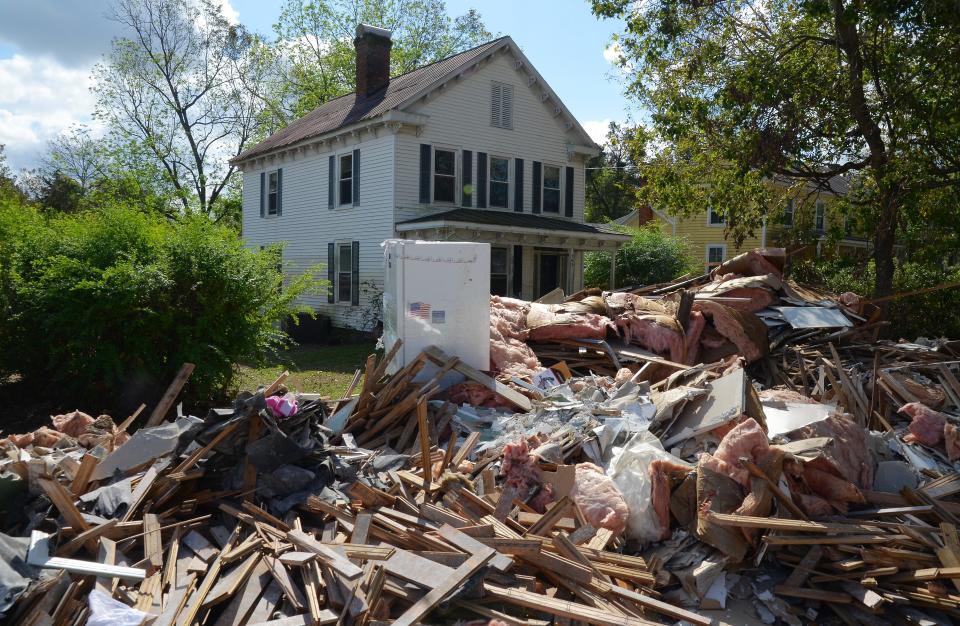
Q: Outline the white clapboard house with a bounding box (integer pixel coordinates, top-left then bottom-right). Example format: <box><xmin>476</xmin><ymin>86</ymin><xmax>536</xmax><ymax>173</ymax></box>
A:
<box><xmin>234</xmin><ymin>25</ymin><xmax>630</xmax><ymax>330</ymax></box>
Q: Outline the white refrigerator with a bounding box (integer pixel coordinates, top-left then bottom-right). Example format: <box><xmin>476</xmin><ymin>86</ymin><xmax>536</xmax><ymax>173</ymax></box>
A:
<box><xmin>382</xmin><ymin>240</ymin><xmax>491</xmax><ymax>374</ymax></box>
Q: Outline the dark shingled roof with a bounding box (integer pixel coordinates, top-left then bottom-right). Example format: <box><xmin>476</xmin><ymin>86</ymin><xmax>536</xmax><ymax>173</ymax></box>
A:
<box><xmin>235</xmin><ymin>37</ymin><xmax>510</xmax><ymax>162</ymax></box>
<box><xmin>396</xmin><ymin>208</ymin><xmax>631</xmax><ymax>237</ymax></box>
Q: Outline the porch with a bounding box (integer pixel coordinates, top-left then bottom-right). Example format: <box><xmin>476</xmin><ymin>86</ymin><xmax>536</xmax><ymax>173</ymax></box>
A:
<box><xmin>395</xmin><ymin>208</ymin><xmax>631</xmax><ymax>300</ymax></box>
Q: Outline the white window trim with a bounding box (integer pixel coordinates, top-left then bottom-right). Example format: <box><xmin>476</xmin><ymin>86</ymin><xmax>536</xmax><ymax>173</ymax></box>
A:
<box><xmin>488</xmin><ymin>155</ymin><xmax>511</xmax><ymax>210</ymax></box>
<box><xmin>706</xmin><ymin>243</ymin><xmax>727</xmax><ymax>272</ymax></box>
<box><xmin>432</xmin><ymin>145</ymin><xmax>459</xmax><ymax>206</ymax></box>
<box><xmin>337</xmin><ymin>152</ymin><xmax>353</xmax><ymax>207</ymax></box>
<box><xmin>815</xmin><ymin>200</ymin><xmax>826</xmax><ymax>232</ymax></box>
<box><xmin>335</xmin><ymin>240</ymin><xmax>353</xmax><ymax>305</ymax></box>
<box><xmin>706</xmin><ymin>206</ymin><xmax>725</xmax><ymax>227</ymax></box>
<box><xmin>266</xmin><ymin>169</ymin><xmax>280</xmax><ymax>217</ymax></box>
<box><xmin>541</xmin><ymin>163</ymin><xmax>562</xmax><ymax>214</ymax></box>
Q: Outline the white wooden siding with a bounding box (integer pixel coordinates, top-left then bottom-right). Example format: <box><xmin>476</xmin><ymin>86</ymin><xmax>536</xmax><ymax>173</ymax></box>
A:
<box><xmin>394</xmin><ymin>50</ymin><xmax>588</xmax><ymax>225</ymax></box>
<box><xmin>241</xmin><ymin>132</ymin><xmax>396</xmax><ymax>330</ymax></box>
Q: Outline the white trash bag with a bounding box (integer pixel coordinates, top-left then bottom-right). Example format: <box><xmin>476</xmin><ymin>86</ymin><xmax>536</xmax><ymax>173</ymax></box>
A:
<box><xmin>607</xmin><ymin>430</ymin><xmax>690</xmax><ymax>543</ymax></box>
<box><xmin>87</xmin><ymin>589</ymin><xmax>151</xmax><ymax>626</ymax></box>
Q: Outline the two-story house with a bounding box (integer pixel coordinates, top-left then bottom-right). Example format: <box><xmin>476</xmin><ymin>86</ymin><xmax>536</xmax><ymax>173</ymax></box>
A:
<box><xmin>615</xmin><ymin>174</ymin><xmax>861</xmax><ymax>272</ymax></box>
<box><xmin>233</xmin><ymin>25</ymin><xmax>630</xmax><ymax>330</ymax></box>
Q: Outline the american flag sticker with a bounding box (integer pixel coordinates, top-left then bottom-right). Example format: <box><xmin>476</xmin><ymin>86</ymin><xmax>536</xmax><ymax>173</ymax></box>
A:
<box><xmin>409</xmin><ymin>302</ymin><xmax>431</xmax><ymax>319</ymax></box>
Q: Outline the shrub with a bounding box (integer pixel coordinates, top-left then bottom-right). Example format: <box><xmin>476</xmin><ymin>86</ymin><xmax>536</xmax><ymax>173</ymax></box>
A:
<box><xmin>0</xmin><ymin>199</ymin><xmax>322</xmax><ymax>401</ymax></box>
<box><xmin>584</xmin><ymin>225</ymin><xmax>695</xmax><ymax>289</ymax></box>
<box><xmin>790</xmin><ymin>258</ymin><xmax>960</xmax><ymax>340</ymax></box>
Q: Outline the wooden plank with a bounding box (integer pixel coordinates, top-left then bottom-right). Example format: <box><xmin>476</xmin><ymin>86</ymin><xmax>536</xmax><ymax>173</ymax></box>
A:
<box><xmin>143</xmin><ymin>513</ymin><xmax>163</xmax><ymax>569</ymax></box>
<box><xmin>93</xmin><ymin>538</ymin><xmax>117</xmax><ymax>595</ymax></box>
<box><xmin>69</xmin><ymin>454</ymin><xmax>99</xmax><ymax>496</ymax></box>
<box><xmin>382</xmin><ymin>547</ymin><xmax>455</xmax><ymax>588</ymax></box>
<box><xmin>774</xmin><ymin>585</ymin><xmax>852</xmax><ymax>604</ymax></box>
<box><xmin>784</xmin><ymin>546</ymin><xmax>822</xmax><ymax>588</ymax></box>
<box><xmin>416</xmin><ymin>397</ymin><xmax>432</xmax><ymax>493</ymax></box>
<box><xmin>287</xmin><ymin>529</ymin><xmax>363</xmax><ymax>580</ymax></box>
<box><xmin>247</xmin><ymin>614</ymin><xmax>338</xmax><ymax>626</ymax></box>
<box><xmin>608</xmin><ymin>584</ymin><xmax>711</xmax><ymax>626</ymax></box>
<box><xmin>182</xmin><ymin>530</ymin><xmax>218</xmax><ymax>562</ymax></box>
<box><xmin>145</xmin><ymin>362</ymin><xmax>195</xmax><ymax>426</ymax></box>
<box><xmin>391</xmin><ymin>547</ymin><xmax>496</xmax><ymax>626</ymax></box>
<box><xmin>437</xmin><ymin>524</ymin><xmax>513</xmax><ymax>572</ymax></box>
<box><xmin>483</xmin><ymin>584</ymin><xmax>654</xmax><ymax>626</ymax></box>
<box><xmin>423</xmin><ymin>345</ymin><xmax>531</xmax><ymax>411</ymax></box>
<box><xmin>526</xmin><ymin>497</ymin><xmax>573</xmax><ymax>536</ymax></box>
<box><xmin>55</xmin><ymin>519</ymin><xmax>117</xmax><ymax>558</ymax></box>
<box><xmin>264</xmin><ymin>555</ymin><xmax>307</xmax><ymax>612</ymax></box>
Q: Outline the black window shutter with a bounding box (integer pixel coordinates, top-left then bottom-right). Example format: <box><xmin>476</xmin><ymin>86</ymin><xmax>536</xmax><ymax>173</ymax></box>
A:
<box><xmin>327</xmin><ymin>242</ymin><xmax>335</xmax><ymax>303</ymax></box>
<box><xmin>328</xmin><ymin>155</ymin><xmax>335</xmax><ymax>209</ymax></box>
<box><xmin>532</xmin><ymin>161</ymin><xmax>542</xmax><ymax>214</ymax></box>
<box><xmin>259</xmin><ymin>172</ymin><xmax>265</xmax><ymax>217</ymax></box>
<box><xmin>419</xmin><ymin>144</ymin><xmax>432</xmax><ymax>203</ymax></box>
<box><xmin>512</xmin><ymin>245</ymin><xmax>523</xmax><ymax>297</ymax></box>
<box><xmin>352</xmin><ymin>149</ymin><xmax>360</xmax><ymax>206</ymax></box>
<box><xmin>565</xmin><ymin>166</ymin><xmax>574</xmax><ymax>218</ymax></box>
<box><xmin>477</xmin><ymin>152</ymin><xmax>487</xmax><ymax>208</ymax></box>
<box><xmin>461</xmin><ymin>150</ymin><xmax>473</xmax><ymax>207</ymax></box>
<box><xmin>351</xmin><ymin>241</ymin><xmax>360</xmax><ymax>306</ymax></box>
<box><xmin>514</xmin><ymin>158</ymin><xmax>524</xmax><ymax>212</ymax></box>
<box><xmin>276</xmin><ymin>168</ymin><xmax>283</xmax><ymax>216</ymax></box>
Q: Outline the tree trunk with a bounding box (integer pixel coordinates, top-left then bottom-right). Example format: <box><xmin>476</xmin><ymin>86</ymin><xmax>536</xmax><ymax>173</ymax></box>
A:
<box><xmin>872</xmin><ymin>185</ymin><xmax>900</xmax><ymax>299</ymax></box>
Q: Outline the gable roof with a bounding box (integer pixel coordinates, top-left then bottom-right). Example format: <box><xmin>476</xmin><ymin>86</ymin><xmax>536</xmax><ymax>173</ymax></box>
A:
<box><xmin>234</xmin><ymin>35</ymin><xmax>596</xmax><ymax>164</ymax></box>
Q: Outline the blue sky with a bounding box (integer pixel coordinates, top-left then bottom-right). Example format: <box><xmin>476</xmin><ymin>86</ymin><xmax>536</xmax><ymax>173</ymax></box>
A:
<box><xmin>0</xmin><ymin>0</ymin><xmax>633</xmax><ymax>171</ymax></box>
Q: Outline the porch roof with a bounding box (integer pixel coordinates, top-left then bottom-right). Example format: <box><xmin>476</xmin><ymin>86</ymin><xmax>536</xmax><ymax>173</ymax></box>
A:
<box><xmin>395</xmin><ymin>208</ymin><xmax>631</xmax><ymax>243</ymax></box>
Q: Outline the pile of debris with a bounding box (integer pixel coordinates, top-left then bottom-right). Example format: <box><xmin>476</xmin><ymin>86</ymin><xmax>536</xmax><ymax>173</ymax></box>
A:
<box><xmin>2</xmin><ymin>246</ymin><xmax>960</xmax><ymax>626</ymax></box>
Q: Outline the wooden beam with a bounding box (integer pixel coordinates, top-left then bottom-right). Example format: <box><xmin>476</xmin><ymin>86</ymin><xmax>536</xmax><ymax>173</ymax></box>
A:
<box><xmin>146</xmin><ymin>362</ymin><xmax>196</xmax><ymax>426</ymax></box>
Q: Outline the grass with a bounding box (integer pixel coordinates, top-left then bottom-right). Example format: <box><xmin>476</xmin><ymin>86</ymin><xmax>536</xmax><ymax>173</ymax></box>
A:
<box><xmin>233</xmin><ymin>342</ymin><xmax>377</xmax><ymax>398</ymax></box>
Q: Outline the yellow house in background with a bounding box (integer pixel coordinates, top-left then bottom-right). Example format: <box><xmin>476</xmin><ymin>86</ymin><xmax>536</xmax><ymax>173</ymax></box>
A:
<box><xmin>616</xmin><ymin>176</ymin><xmax>868</xmax><ymax>272</ymax></box>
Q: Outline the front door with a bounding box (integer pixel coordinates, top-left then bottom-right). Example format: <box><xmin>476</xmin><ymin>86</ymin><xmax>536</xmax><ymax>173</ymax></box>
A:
<box><xmin>536</xmin><ymin>251</ymin><xmax>568</xmax><ymax>298</ymax></box>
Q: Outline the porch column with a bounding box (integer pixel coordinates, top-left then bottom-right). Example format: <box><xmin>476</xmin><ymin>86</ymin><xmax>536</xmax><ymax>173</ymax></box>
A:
<box><xmin>609</xmin><ymin>245</ymin><xmax>617</xmax><ymax>289</ymax></box>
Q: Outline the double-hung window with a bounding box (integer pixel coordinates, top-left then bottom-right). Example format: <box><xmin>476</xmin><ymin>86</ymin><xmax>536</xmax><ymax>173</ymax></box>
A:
<box><xmin>542</xmin><ymin>165</ymin><xmax>561</xmax><ymax>213</ymax></box>
<box><xmin>491</xmin><ymin>246</ymin><xmax>509</xmax><ymax>296</ymax></box>
<box><xmin>489</xmin><ymin>156</ymin><xmax>509</xmax><ymax>208</ymax></box>
<box><xmin>337</xmin><ymin>242</ymin><xmax>353</xmax><ymax>303</ymax></box>
<box><xmin>783</xmin><ymin>198</ymin><xmax>794</xmax><ymax>227</ymax></box>
<box><xmin>339</xmin><ymin>154</ymin><xmax>353</xmax><ymax>205</ymax></box>
<box><xmin>815</xmin><ymin>200</ymin><xmax>825</xmax><ymax>232</ymax></box>
<box><xmin>267</xmin><ymin>171</ymin><xmax>279</xmax><ymax>215</ymax></box>
<box><xmin>433</xmin><ymin>148</ymin><xmax>457</xmax><ymax>203</ymax></box>
<box><xmin>708</xmin><ymin>206</ymin><xmax>725</xmax><ymax>226</ymax></box>
<box><xmin>707</xmin><ymin>244</ymin><xmax>726</xmax><ymax>271</ymax></box>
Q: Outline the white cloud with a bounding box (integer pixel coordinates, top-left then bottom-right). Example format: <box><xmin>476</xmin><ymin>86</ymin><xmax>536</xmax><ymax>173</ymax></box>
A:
<box><xmin>583</xmin><ymin>119</ymin><xmax>614</xmax><ymax>146</ymax></box>
<box><xmin>0</xmin><ymin>55</ymin><xmax>97</xmax><ymax>170</ymax></box>
<box><xmin>219</xmin><ymin>0</ymin><xmax>240</xmax><ymax>25</ymax></box>
<box><xmin>603</xmin><ymin>42</ymin><xmax>622</xmax><ymax>64</ymax></box>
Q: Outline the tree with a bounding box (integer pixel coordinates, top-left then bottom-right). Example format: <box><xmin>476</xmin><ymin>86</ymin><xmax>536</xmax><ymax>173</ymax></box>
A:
<box><xmin>592</xmin><ymin>0</ymin><xmax>960</xmax><ymax>298</ymax></box>
<box><xmin>44</xmin><ymin>126</ymin><xmax>108</xmax><ymax>194</ymax></box>
<box><xmin>256</xmin><ymin>0</ymin><xmax>492</xmax><ymax>128</ymax></box>
<box><xmin>93</xmin><ymin>0</ymin><xmax>264</xmax><ymax>220</ymax></box>
<box><xmin>584</xmin><ymin>225</ymin><xmax>694</xmax><ymax>289</ymax></box>
<box><xmin>585</xmin><ymin>122</ymin><xmax>644</xmax><ymax>223</ymax></box>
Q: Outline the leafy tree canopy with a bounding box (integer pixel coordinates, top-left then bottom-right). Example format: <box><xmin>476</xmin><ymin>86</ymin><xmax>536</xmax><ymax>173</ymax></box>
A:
<box><xmin>585</xmin><ymin>122</ymin><xmax>645</xmax><ymax>223</ymax></box>
<box><xmin>591</xmin><ymin>0</ymin><xmax>960</xmax><ymax>297</ymax></box>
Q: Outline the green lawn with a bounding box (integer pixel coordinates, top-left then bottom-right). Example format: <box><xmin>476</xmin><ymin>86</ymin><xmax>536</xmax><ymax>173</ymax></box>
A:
<box><xmin>233</xmin><ymin>342</ymin><xmax>377</xmax><ymax>398</ymax></box>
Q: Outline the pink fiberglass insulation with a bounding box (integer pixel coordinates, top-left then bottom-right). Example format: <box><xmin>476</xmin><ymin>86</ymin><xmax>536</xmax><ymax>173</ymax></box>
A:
<box><xmin>801</xmin><ymin>466</ymin><xmax>865</xmax><ymax>507</ymax></box>
<box><xmin>650</xmin><ymin>458</ymin><xmax>691</xmax><ymax>541</ymax></box>
<box><xmin>947</xmin><ymin>424</ymin><xmax>960</xmax><ymax>461</ymax></box>
<box><xmin>604</xmin><ymin>292</ymin><xmax>672</xmax><ymax>317</ymax></box>
<box><xmin>700</xmin><ymin>418</ymin><xmax>772</xmax><ymax>488</ymax></box>
<box><xmin>693</xmin><ymin>300</ymin><xmax>768</xmax><ymax>363</ymax></box>
<box><xmin>794</xmin><ymin>492</ymin><xmax>834</xmax><ymax>518</ymax></box>
<box><xmin>446</xmin><ymin>382</ymin><xmax>516</xmax><ymax>410</ymax></box>
<box><xmin>707</xmin><ymin>287</ymin><xmax>777</xmax><ymax>313</ymax></box>
<box><xmin>758</xmin><ymin>388</ymin><xmax>818</xmax><ymax>404</ymax></box>
<box><xmin>525</xmin><ymin>302</ymin><xmax>615</xmax><ymax>342</ymax></box>
<box><xmin>501</xmin><ymin>438</ymin><xmax>553</xmax><ymax>512</ymax></box>
<box><xmin>51</xmin><ymin>410</ymin><xmax>96</xmax><ymax>437</ymax></box>
<box><xmin>489</xmin><ymin>295</ymin><xmax>541</xmax><ymax>379</ymax></box>
<box><xmin>616</xmin><ymin>314</ymin><xmax>685</xmax><ymax>363</ymax></box>
<box><xmin>900</xmin><ymin>402</ymin><xmax>947</xmax><ymax>446</ymax></box>
<box><xmin>709</xmin><ymin>249</ymin><xmax>783</xmax><ymax>280</ymax></box>
<box><xmin>682</xmin><ymin>310</ymin><xmax>706</xmax><ymax>365</ymax></box>
<box><xmin>569</xmin><ymin>462</ymin><xmax>629</xmax><ymax>534</ymax></box>
<box><xmin>790</xmin><ymin>415</ymin><xmax>874</xmax><ymax>489</ymax></box>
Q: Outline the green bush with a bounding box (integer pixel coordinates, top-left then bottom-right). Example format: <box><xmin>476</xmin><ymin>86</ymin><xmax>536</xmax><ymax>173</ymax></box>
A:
<box><xmin>0</xmin><ymin>197</ymin><xmax>321</xmax><ymax>401</ymax></box>
<box><xmin>584</xmin><ymin>225</ymin><xmax>695</xmax><ymax>289</ymax></box>
<box><xmin>790</xmin><ymin>258</ymin><xmax>960</xmax><ymax>339</ymax></box>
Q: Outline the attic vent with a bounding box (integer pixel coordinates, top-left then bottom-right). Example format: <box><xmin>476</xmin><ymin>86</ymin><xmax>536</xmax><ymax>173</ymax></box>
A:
<box><xmin>490</xmin><ymin>81</ymin><xmax>513</xmax><ymax>129</ymax></box>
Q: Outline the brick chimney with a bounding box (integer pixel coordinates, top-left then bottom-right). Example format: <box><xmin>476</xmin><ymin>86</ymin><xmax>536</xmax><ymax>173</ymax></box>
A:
<box><xmin>354</xmin><ymin>24</ymin><xmax>392</xmax><ymax>98</ymax></box>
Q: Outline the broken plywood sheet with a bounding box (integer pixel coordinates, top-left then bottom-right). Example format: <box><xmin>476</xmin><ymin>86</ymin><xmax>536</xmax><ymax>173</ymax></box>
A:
<box><xmin>663</xmin><ymin>368</ymin><xmax>747</xmax><ymax>447</ymax></box>
<box><xmin>762</xmin><ymin>401</ymin><xmax>837</xmax><ymax>437</ymax></box>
